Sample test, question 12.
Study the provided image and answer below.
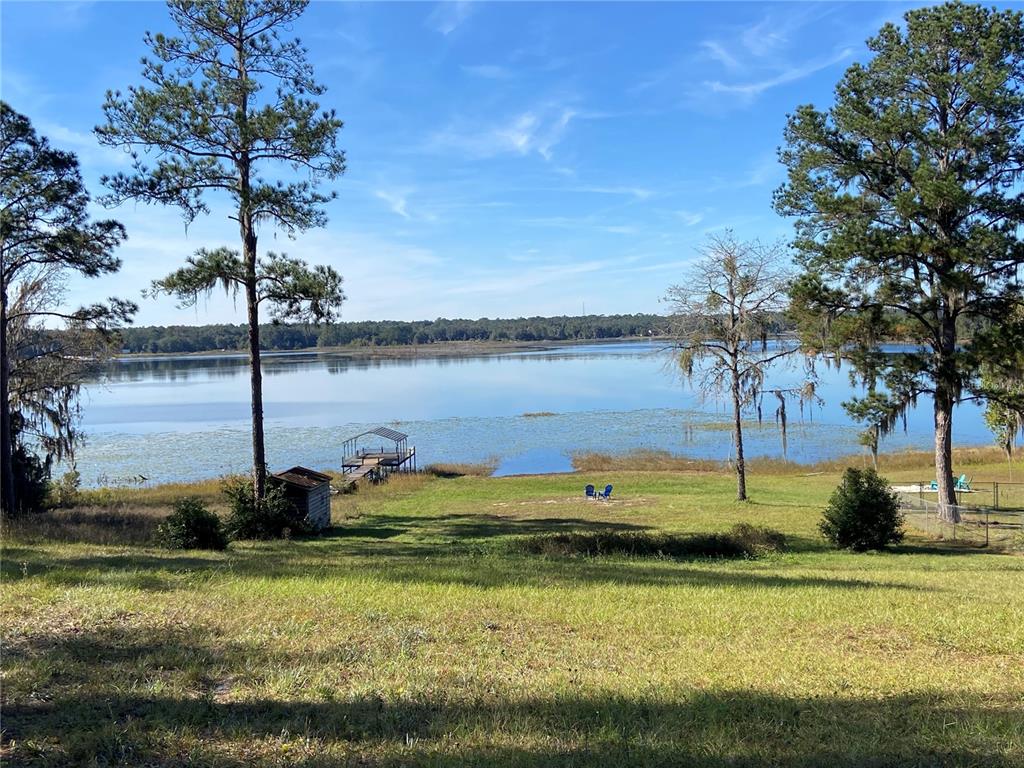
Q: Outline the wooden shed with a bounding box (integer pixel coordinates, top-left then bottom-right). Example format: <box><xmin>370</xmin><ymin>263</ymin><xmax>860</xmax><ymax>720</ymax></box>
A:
<box><xmin>270</xmin><ymin>466</ymin><xmax>332</xmax><ymax>531</ymax></box>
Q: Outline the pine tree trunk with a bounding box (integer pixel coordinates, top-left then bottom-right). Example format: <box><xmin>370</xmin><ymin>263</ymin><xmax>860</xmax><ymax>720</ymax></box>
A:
<box><xmin>0</xmin><ymin>283</ymin><xmax>16</xmax><ymax>516</ymax></box>
<box><xmin>933</xmin><ymin>309</ymin><xmax>960</xmax><ymax>523</ymax></box>
<box><xmin>242</xmin><ymin>216</ymin><xmax>266</xmax><ymax>503</ymax></box>
<box><xmin>233</xmin><ymin>24</ymin><xmax>266</xmax><ymax>503</ymax></box>
<box><xmin>934</xmin><ymin>385</ymin><xmax>959</xmax><ymax>523</ymax></box>
<box><xmin>732</xmin><ymin>367</ymin><xmax>747</xmax><ymax>502</ymax></box>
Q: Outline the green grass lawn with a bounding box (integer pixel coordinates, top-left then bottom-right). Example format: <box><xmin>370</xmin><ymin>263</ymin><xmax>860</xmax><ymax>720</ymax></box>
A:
<box><xmin>2</xmin><ymin>464</ymin><xmax>1023</xmax><ymax>767</ymax></box>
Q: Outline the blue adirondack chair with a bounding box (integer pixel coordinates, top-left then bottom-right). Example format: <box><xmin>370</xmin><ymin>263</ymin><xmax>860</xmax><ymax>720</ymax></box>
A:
<box><xmin>585</xmin><ymin>484</ymin><xmax>596</xmax><ymax>499</ymax></box>
<box><xmin>930</xmin><ymin>475</ymin><xmax>972</xmax><ymax>492</ymax></box>
<box><xmin>598</xmin><ymin>484</ymin><xmax>613</xmax><ymax>500</ymax></box>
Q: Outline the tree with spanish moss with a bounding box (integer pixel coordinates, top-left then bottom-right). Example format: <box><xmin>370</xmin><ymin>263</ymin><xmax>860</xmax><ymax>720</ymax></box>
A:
<box><xmin>97</xmin><ymin>0</ymin><xmax>346</xmax><ymax>503</ymax></box>
<box><xmin>1</xmin><ymin>103</ymin><xmax>135</xmax><ymax>515</ymax></box>
<box><xmin>664</xmin><ymin>232</ymin><xmax>814</xmax><ymax>502</ymax></box>
<box><xmin>775</xmin><ymin>2</ymin><xmax>1024</xmax><ymax>521</ymax></box>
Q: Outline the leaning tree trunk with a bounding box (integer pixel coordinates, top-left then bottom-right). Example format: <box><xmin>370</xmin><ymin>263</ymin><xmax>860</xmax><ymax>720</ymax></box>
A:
<box><xmin>0</xmin><ymin>285</ymin><xmax>16</xmax><ymax>515</ymax></box>
<box><xmin>731</xmin><ymin>368</ymin><xmax>747</xmax><ymax>502</ymax></box>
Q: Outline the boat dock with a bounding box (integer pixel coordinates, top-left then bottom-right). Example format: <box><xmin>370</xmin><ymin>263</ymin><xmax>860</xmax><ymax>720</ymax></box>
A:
<box><xmin>339</xmin><ymin>427</ymin><xmax>417</xmax><ymax>489</ymax></box>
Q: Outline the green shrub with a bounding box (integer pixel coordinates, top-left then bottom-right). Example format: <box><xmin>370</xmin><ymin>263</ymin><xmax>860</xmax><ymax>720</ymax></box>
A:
<box><xmin>157</xmin><ymin>497</ymin><xmax>228</xmax><ymax>550</ymax></box>
<box><xmin>513</xmin><ymin>524</ymin><xmax>786</xmax><ymax>560</ymax></box>
<box><xmin>223</xmin><ymin>478</ymin><xmax>307</xmax><ymax>540</ymax></box>
<box><xmin>49</xmin><ymin>470</ymin><xmax>81</xmax><ymax>509</ymax></box>
<box><xmin>820</xmin><ymin>467</ymin><xmax>904</xmax><ymax>551</ymax></box>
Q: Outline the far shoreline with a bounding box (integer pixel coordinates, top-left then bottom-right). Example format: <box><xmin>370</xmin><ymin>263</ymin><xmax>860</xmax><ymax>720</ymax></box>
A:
<box><xmin>114</xmin><ymin>335</ymin><xmax>672</xmax><ymax>362</ymax></box>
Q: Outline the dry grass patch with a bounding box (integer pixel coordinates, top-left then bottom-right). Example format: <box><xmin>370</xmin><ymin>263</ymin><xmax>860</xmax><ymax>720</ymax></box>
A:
<box><xmin>573</xmin><ymin>449</ymin><xmax>727</xmax><ymax>473</ymax></box>
<box><xmin>1</xmin><ymin>506</ymin><xmax>170</xmax><ymax>545</ymax></box>
<box><xmin>424</xmin><ymin>462</ymin><xmax>497</xmax><ymax>478</ymax></box>
<box><xmin>573</xmin><ymin>445</ymin><xmax>1022</xmax><ymax>478</ymax></box>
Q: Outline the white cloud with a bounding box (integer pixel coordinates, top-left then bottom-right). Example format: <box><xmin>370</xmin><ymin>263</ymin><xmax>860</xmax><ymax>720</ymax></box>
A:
<box><xmin>675</xmin><ymin>210</ymin><xmax>704</xmax><ymax>227</ymax></box>
<box><xmin>637</xmin><ymin>6</ymin><xmax>854</xmax><ymax>109</ymax></box>
<box><xmin>700</xmin><ymin>41</ymin><xmax>741</xmax><ymax>71</ymax></box>
<box><xmin>428</xmin><ymin>104</ymin><xmax>578</xmax><ymax>161</ymax></box>
<box><xmin>37</xmin><ymin>121</ymin><xmax>132</xmax><ymax>170</ymax></box>
<box><xmin>705</xmin><ymin>47</ymin><xmax>854</xmax><ymax>99</ymax></box>
<box><xmin>374</xmin><ymin>189</ymin><xmax>411</xmax><ymax>219</ymax></box>
<box><xmin>427</xmin><ymin>1</ymin><xmax>473</xmax><ymax>36</ymax></box>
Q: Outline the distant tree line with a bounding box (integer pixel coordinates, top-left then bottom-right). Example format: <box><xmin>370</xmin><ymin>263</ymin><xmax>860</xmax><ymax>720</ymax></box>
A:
<box><xmin>114</xmin><ymin>314</ymin><xmax>690</xmax><ymax>354</ymax></box>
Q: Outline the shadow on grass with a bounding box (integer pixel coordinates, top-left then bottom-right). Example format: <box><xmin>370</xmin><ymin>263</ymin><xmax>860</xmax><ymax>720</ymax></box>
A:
<box><xmin>344</xmin><ymin>512</ymin><xmax>649</xmax><ymax>540</ymax></box>
<box><xmin>0</xmin><ymin>546</ymin><xmax>930</xmax><ymax>594</ymax></box>
<box><xmin>2</xmin><ymin>511</ymin><xmax>952</xmax><ymax>594</ymax></box>
<box><xmin>2</xmin><ymin>623</ymin><xmax>1019</xmax><ymax>767</ymax></box>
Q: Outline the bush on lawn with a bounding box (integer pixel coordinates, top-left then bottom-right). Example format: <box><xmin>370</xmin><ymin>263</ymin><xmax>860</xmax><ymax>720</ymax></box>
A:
<box><xmin>514</xmin><ymin>524</ymin><xmax>786</xmax><ymax>560</ymax></box>
<box><xmin>820</xmin><ymin>467</ymin><xmax>904</xmax><ymax>551</ymax></box>
<box><xmin>157</xmin><ymin>497</ymin><xmax>228</xmax><ymax>550</ymax></box>
<box><xmin>223</xmin><ymin>478</ymin><xmax>308</xmax><ymax>540</ymax></box>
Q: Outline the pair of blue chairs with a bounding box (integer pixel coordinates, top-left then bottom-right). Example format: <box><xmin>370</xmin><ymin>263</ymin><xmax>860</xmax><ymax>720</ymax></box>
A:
<box><xmin>585</xmin><ymin>484</ymin><xmax>613</xmax><ymax>500</ymax></box>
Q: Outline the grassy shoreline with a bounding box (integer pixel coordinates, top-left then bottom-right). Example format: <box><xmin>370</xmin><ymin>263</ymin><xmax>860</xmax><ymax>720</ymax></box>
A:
<box><xmin>3</xmin><ymin>458</ymin><xmax>1022</xmax><ymax>766</ymax></box>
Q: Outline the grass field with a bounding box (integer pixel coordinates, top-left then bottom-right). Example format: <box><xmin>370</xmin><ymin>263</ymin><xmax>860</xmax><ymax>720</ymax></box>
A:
<box><xmin>2</xmin><ymin>455</ymin><xmax>1023</xmax><ymax>767</ymax></box>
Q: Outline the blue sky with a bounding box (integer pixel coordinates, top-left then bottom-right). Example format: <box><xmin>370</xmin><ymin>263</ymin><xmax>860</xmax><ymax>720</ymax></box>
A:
<box><xmin>0</xmin><ymin>1</ymin><xmax>979</xmax><ymax>325</ymax></box>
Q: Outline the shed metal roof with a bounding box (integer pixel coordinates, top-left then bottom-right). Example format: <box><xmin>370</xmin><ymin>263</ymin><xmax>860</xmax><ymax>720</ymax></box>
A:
<box><xmin>271</xmin><ymin>466</ymin><xmax>332</xmax><ymax>489</ymax></box>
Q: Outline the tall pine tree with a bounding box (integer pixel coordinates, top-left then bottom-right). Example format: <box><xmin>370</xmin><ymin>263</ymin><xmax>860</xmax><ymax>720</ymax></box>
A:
<box><xmin>97</xmin><ymin>0</ymin><xmax>346</xmax><ymax>501</ymax></box>
<box><xmin>775</xmin><ymin>3</ymin><xmax>1024</xmax><ymax>521</ymax></box>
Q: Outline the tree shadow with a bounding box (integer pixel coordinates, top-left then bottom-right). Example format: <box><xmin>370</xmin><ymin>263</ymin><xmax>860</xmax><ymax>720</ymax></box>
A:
<box><xmin>2</xmin><ymin>542</ymin><xmax>930</xmax><ymax>594</ymax></box>
<box><xmin>349</xmin><ymin>512</ymin><xmax>649</xmax><ymax>540</ymax></box>
<box><xmin>3</xmin><ymin>510</ymin><xmax>944</xmax><ymax>594</ymax></box>
<box><xmin>2</xmin><ymin>623</ymin><xmax>1018</xmax><ymax>766</ymax></box>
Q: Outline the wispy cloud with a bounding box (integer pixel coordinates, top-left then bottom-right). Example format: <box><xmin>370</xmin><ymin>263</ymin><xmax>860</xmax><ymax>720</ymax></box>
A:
<box><xmin>705</xmin><ymin>47</ymin><xmax>854</xmax><ymax>99</ymax></box>
<box><xmin>675</xmin><ymin>210</ymin><xmax>704</xmax><ymax>227</ymax></box>
<box><xmin>372</xmin><ymin>187</ymin><xmax>440</xmax><ymax>223</ymax></box>
<box><xmin>443</xmin><ymin>255</ymin><xmax>642</xmax><ymax>297</ymax></box>
<box><xmin>427</xmin><ymin>1</ymin><xmax>473</xmax><ymax>36</ymax></box>
<box><xmin>374</xmin><ymin>189</ymin><xmax>411</xmax><ymax>219</ymax></box>
<box><xmin>700</xmin><ymin>41</ymin><xmax>741</xmax><ymax>72</ymax></box>
<box><xmin>570</xmin><ymin>185</ymin><xmax>653</xmax><ymax>201</ymax></box>
<box><xmin>519</xmin><ymin>216</ymin><xmax>642</xmax><ymax>237</ymax></box>
<box><xmin>428</xmin><ymin>103</ymin><xmax>579</xmax><ymax>161</ymax></box>
<box><xmin>462</xmin><ymin>64</ymin><xmax>514</xmax><ymax>80</ymax></box>
<box><xmin>704</xmin><ymin>154</ymin><xmax>783</xmax><ymax>193</ymax></box>
<box><xmin>636</xmin><ymin>5</ymin><xmax>853</xmax><ymax>109</ymax></box>
<box><xmin>38</xmin><ymin>120</ymin><xmax>131</xmax><ymax>170</ymax></box>
<box><xmin>0</xmin><ymin>68</ymin><xmax>56</xmax><ymax>114</ymax></box>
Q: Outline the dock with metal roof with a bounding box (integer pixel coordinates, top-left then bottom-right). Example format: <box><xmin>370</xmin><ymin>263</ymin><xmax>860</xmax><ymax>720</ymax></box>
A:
<box><xmin>340</xmin><ymin>426</ymin><xmax>417</xmax><ymax>487</ymax></box>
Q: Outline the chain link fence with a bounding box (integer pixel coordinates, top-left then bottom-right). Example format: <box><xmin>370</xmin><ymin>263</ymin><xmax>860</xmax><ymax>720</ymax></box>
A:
<box><xmin>895</xmin><ymin>482</ymin><xmax>1024</xmax><ymax>548</ymax></box>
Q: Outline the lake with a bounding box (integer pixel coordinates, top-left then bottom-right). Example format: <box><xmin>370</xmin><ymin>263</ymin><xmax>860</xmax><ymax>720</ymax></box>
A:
<box><xmin>72</xmin><ymin>340</ymin><xmax>991</xmax><ymax>486</ymax></box>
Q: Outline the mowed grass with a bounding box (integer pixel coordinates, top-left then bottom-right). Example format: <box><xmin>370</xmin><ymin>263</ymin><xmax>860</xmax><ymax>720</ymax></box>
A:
<box><xmin>2</xmin><ymin>461</ymin><xmax>1023</xmax><ymax>767</ymax></box>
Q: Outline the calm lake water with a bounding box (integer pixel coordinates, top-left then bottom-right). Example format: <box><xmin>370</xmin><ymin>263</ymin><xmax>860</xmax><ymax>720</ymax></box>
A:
<box><xmin>72</xmin><ymin>340</ymin><xmax>990</xmax><ymax>486</ymax></box>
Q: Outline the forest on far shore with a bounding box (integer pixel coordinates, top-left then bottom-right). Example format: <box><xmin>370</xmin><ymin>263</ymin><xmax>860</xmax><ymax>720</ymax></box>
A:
<box><xmin>114</xmin><ymin>313</ymin><xmax>679</xmax><ymax>354</ymax></box>
<box><xmin>110</xmin><ymin>309</ymin><xmax>990</xmax><ymax>355</ymax></box>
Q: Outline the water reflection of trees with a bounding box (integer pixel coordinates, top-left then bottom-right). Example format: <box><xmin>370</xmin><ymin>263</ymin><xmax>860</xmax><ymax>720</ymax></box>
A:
<box><xmin>92</xmin><ymin>343</ymin><xmax>666</xmax><ymax>384</ymax></box>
